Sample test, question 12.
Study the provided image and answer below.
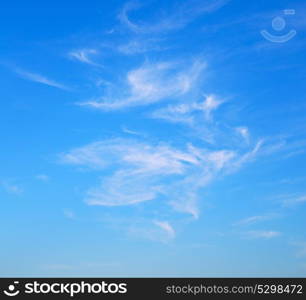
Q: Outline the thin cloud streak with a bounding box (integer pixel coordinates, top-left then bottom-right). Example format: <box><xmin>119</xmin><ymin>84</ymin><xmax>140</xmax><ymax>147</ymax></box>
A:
<box><xmin>282</xmin><ymin>195</ymin><xmax>306</xmax><ymax>207</ymax></box>
<box><xmin>0</xmin><ymin>180</ymin><xmax>23</xmax><ymax>195</ymax></box>
<box><xmin>14</xmin><ymin>68</ymin><xmax>70</xmax><ymax>90</ymax></box>
<box><xmin>119</xmin><ymin>0</ymin><xmax>229</xmax><ymax>34</ymax></box>
<box><xmin>154</xmin><ymin>220</ymin><xmax>176</xmax><ymax>239</ymax></box>
<box><xmin>234</xmin><ymin>213</ymin><xmax>279</xmax><ymax>226</ymax></box>
<box><xmin>244</xmin><ymin>230</ymin><xmax>281</xmax><ymax>239</ymax></box>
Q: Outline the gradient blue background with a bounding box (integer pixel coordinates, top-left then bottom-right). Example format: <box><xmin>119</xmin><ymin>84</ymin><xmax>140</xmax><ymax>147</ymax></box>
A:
<box><xmin>0</xmin><ymin>0</ymin><xmax>306</xmax><ymax>277</ymax></box>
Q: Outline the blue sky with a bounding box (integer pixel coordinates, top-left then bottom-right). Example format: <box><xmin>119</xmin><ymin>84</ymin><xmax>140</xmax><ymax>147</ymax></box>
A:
<box><xmin>1</xmin><ymin>0</ymin><xmax>306</xmax><ymax>277</ymax></box>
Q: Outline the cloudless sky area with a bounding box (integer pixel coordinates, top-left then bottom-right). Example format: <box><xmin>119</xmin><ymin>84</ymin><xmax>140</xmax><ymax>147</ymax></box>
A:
<box><xmin>0</xmin><ymin>0</ymin><xmax>306</xmax><ymax>277</ymax></box>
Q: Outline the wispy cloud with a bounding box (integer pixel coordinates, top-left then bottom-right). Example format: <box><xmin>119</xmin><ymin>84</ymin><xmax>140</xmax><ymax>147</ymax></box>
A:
<box><xmin>119</xmin><ymin>0</ymin><xmax>229</xmax><ymax>34</ymax></box>
<box><xmin>60</xmin><ymin>136</ymin><xmax>263</xmax><ymax>219</ymax></box>
<box><xmin>282</xmin><ymin>195</ymin><xmax>306</xmax><ymax>207</ymax></box>
<box><xmin>236</xmin><ymin>126</ymin><xmax>250</xmax><ymax>144</ymax></box>
<box><xmin>14</xmin><ymin>68</ymin><xmax>69</xmax><ymax>90</ymax></box>
<box><xmin>151</xmin><ymin>94</ymin><xmax>223</xmax><ymax>124</ymax></box>
<box><xmin>77</xmin><ymin>60</ymin><xmax>205</xmax><ymax>110</ymax></box>
<box><xmin>234</xmin><ymin>213</ymin><xmax>279</xmax><ymax>226</ymax></box>
<box><xmin>121</xmin><ymin>126</ymin><xmax>142</xmax><ymax>136</ymax></box>
<box><xmin>154</xmin><ymin>220</ymin><xmax>176</xmax><ymax>240</ymax></box>
<box><xmin>244</xmin><ymin>230</ymin><xmax>281</xmax><ymax>239</ymax></box>
<box><xmin>0</xmin><ymin>180</ymin><xmax>23</xmax><ymax>195</ymax></box>
<box><xmin>227</xmin><ymin>140</ymin><xmax>263</xmax><ymax>172</ymax></box>
<box><xmin>69</xmin><ymin>49</ymin><xmax>100</xmax><ymax>66</ymax></box>
<box><xmin>35</xmin><ymin>174</ymin><xmax>49</xmax><ymax>182</ymax></box>
<box><xmin>117</xmin><ymin>38</ymin><xmax>166</xmax><ymax>55</ymax></box>
<box><xmin>128</xmin><ymin>219</ymin><xmax>175</xmax><ymax>242</ymax></box>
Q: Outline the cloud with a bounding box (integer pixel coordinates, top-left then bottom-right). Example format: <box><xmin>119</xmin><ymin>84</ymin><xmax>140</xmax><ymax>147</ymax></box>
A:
<box><xmin>69</xmin><ymin>49</ymin><xmax>100</xmax><ymax>66</ymax></box>
<box><xmin>60</xmin><ymin>138</ymin><xmax>215</xmax><ymax>214</ymax></box>
<box><xmin>234</xmin><ymin>213</ymin><xmax>278</xmax><ymax>226</ymax></box>
<box><xmin>60</xmin><ymin>136</ymin><xmax>263</xmax><ymax>219</ymax></box>
<box><xmin>227</xmin><ymin>140</ymin><xmax>263</xmax><ymax>172</ymax></box>
<box><xmin>121</xmin><ymin>126</ymin><xmax>142</xmax><ymax>136</ymax></box>
<box><xmin>14</xmin><ymin>68</ymin><xmax>69</xmax><ymax>90</ymax></box>
<box><xmin>77</xmin><ymin>59</ymin><xmax>206</xmax><ymax>110</ymax></box>
<box><xmin>35</xmin><ymin>174</ymin><xmax>49</xmax><ymax>182</ymax></box>
<box><xmin>117</xmin><ymin>38</ymin><xmax>166</xmax><ymax>55</ymax></box>
<box><xmin>0</xmin><ymin>180</ymin><xmax>23</xmax><ymax>195</ymax></box>
<box><xmin>282</xmin><ymin>195</ymin><xmax>306</xmax><ymax>207</ymax></box>
<box><xmin>201</xmin><ymin>94</ymin><xmax>224</xmax><ymax>120</ymax></box>
<box><xmin>236</xmin><ymin>126</ymin><xmax>250</xmax><ymax>144</ymax></box>
<box><xmin>119</xmin><ymin>0</ymin><xmax>229</xmax><ymax>34</ymax></box>
<box><xmin>154</xmin><ymin>220</ymin><xmax>175</xmax><ymax>239</ymax></box>
<box><xmin>86</xmin><ymin>170</ymin><xmax>163</xmax><ymax>206</ymax></box>
<box><xmin>245</xmin><ymin>230</ymin><xmax>281</xmax><ymax>239</ymax></box>
<box><xmin>128</xmin><ymin>219</ymin><xmax>175</xmax><ymax>242</ymax></box>
<box><xmin>151</xmin><ymin>94</ymin><xmax>223</xmax><ymax>124</ymax></box>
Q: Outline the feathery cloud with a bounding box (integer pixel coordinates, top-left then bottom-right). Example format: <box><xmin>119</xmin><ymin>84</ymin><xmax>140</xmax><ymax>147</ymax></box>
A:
<box><xmin>69</xmin><ymin>49</ymin><xmax>100</xmax><ymax>66</ymax></box>
<box><xmin>282</xmin><ymin>195</ymin><xmax>306</xmax><ymax>207</ymax></box>
<box><xmin>60</xmin><ymin>136</ymin><xmax>262</xmax><ymax>218</ymax></box>
<box><xmin>236</xmin><ymin>127</ymin><xmax>250</xmax><ymax>144</ymax></box>
<box><xmin>117</xmin><ymin>38</ymin><xmax>165</xmax><ymax>55</ymax></box>
<box><xmin>0</xmin><ymin>180</ymin><xmax>23</xmax><ymax>195</ymax></box>
<box><xmin>14</xmin><ymin>68</ymin><xmax>69</xmax><ymax>90</ymax></box>
<box><xmin>77</xmin><ymin>60</ymin><xmax>205</xmax><ymax>110</ymax></box>
<box><xmin>154</xmin><ymin>220</ymin><xmax>176</xmax><ymax>239</ymax></box>
<box><xmin>151</xmin><ymin>94</ymin><xmax>223</xmax><ymax>124</ymax></box>
<box><xmin>35</xmin><ymin>174</ymin><xmax>49</xmax><ymax>182</ymax></box>
<box><xmin>119</xmin><ymin>0</ymin><xmax>229</xmax><ymax>34</ymax></box>
<box><xmin>128</xmin><ymin>219</ymin><xmax>176</xmax><ymax>242</ymax></box>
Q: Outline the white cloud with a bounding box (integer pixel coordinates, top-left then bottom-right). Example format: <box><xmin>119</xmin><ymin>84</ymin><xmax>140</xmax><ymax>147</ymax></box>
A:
<box><xmin>117</xmin><ymin>38</ymin><xmax>165</xmax><ymax>55</ymax></box>
<box><xmin>282</xmin><ymin>195</ymin><xmax>306</xmax><ymax>207</ymax></box>
<box><xmin>0</xmin><ymin>180</ymin><xmax>23</xmax><ymax>195</ymax></box>
<box><xmin>60</xmin><ymin>136</ymin><xmax>262</xmax><ymax>219</ymax></box>
<box><xmin>86</xmin><ymin>170</ymin><xmax>163</xmax><ymax>206</ymax></box>
<box><xmin>236</xmin><ymin>126</ymin><xmax>250</xmax><ymax>144</ymax></box>
<box><xmin>69</xmin><ymin>49</ymin><xmax>99</xmax><ymax>66</ymax></box>
<box><xmin>128</xmin><ymin>219</ymin><xmax>176</xmax><ymax>242</ymax></box>
<box><xmin>14</xmin><ymin>68</ymin><xmax>69</xmax><ymax>90</ymax></box>
<box><xmin>154</xmin><ymin>220</ymin><xmax>175</xmax><ymax>239</ymax></box>
<box><xmin>122</xmin><ymin>126</ymin><xmax>142</xmax><ymax>136</ymax></box>
<box><xmin>151</xmin><ymin>94</ymin><xmax>223</xmax><ymax>124</ymax></box>
<box><xmin>36</xmin><ymin>174</ymin><xmax>49</xmax><ymax>182</ymax></box>
<box><xmin>118</xmin><ymin>0</ymin><xmax>229</xmax><ymax>34</ymax></box>
<box><xmin>77</xmin><ymin>60</ymin><xmax>205</xmax><ymax>110</ymax></box>
<box><xmin>227</xmin><ymin>140</ymin><xmax>263</xmax><ymax>172</ymax></box>
<box><xmin>59</xmin><ymin>141</ymin><xmax>112</xmax><ymax>169</ymax></box>
<box><xmin>202</xmin><ymin>94</ymin><xmax>223</xmax><ymax>120</ymax></box>
<box><xmin>234</xmin><ymin>213</ymin><xmax>278</xmax><ymax>226</ymax></box>
<box><xmin>207</xmin><ymin>150</ymin><xmax>236</xmax><ymax>170</ymax></box>
<box><xmin>245</xmin><ymin>230</ymin><xmax>281</xmax><ymax>239</ymax></box>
